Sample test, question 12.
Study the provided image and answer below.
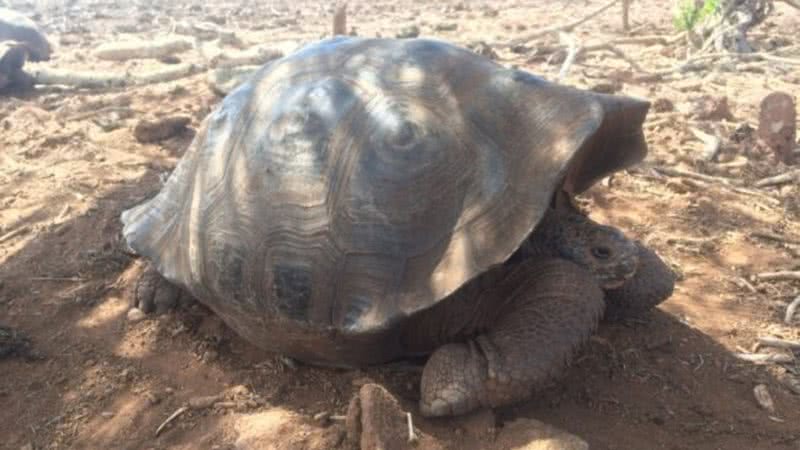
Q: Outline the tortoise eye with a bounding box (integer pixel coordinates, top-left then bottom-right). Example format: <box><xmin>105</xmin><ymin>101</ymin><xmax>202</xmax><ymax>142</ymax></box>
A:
<box><xmin>592</xmin><ymin>246</ymin><xmax>612</xmax><ymax>260</ymax></box>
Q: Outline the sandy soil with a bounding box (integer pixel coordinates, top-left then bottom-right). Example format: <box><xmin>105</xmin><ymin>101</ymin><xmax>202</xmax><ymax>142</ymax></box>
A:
<box><xmin>2</xmin><ymin>0</ymin><xmax>800</xmax><ymax>449</ymax></box>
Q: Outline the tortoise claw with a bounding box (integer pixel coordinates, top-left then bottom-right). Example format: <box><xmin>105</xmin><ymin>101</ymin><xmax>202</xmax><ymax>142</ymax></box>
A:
<box><xmin>133</xmin><ymin>263</ymin><xmax>181</xmax><ymax>314</ymax></box>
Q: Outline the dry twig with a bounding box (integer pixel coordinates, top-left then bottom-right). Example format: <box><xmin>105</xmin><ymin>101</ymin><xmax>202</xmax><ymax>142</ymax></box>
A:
<box><xmin>93</xmin><ymin>36</ymin><xmax>193</xmax><ymax>61</ymax></box>
<box><xmin>734</xmin><ymin>352</ymin><xmax>794</xmax><ymax>364</ymax></box>
<box><xmin>786</xmin><ymin>295</ymin><xmax>800</xmax><ymax>324</ymax></box>
<box><xmin>654</xmin><ymin>166</ymin><xmax>779</xmax><ymax>203</ymax></box>
<box><xmin>0</xmin><ymin>226</ymin><xmax>29</xmax><ymax>244</ymax></box>
<box><xmin>333</xmin><ymin>3</ymin><xmax>347</xmax><ymax>36</ymax></box>
<box><xmin>757</xmin><ymin>271</ymin><xmax>800</xmax><ymax>282</ymax></box>
<box><xmin>31</xmin><ymin>64</ymin><xmax>203</xmax><ymax>89</ymax></box>
<box><xmin>621</xmin><ymin>0</ymin><xmax>630</xmax><ymax>31</ymax></box>
<box><xmin>557</xmin><ymin>33</ymin><xmax>581</xmax><ymax>81</ymax></box>
<box><xmin>754</xmin><ymin>170</ymin><xmax>800</xmax><ymax>188</ymax></box>
<box><xmin>155</xmin><ymin>406</ymin><xmax>188</xmax><ymax>437</ymax></box>
<box><xmin>757</xmin><ymin>337</ymin><xmax>800</xmax><ymax>351</ymax></box>
<box><xmin>406</xmin><ymin>412</ymin><xmax>418</xmax><ymax>444</ymax></box>
<box><xmin>509</xmin><ymin>0</ymin><xmax>621</xmax><ymax>45</ymax></box>
<box><xmin>752</xmin><ymin>231</ymin><xmax>800</xmax><ymax>246</ymax></box>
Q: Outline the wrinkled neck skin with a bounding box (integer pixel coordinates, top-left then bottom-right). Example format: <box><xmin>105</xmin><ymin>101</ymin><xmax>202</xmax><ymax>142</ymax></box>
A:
<box><xmin>513</xmin><ymin>192</ymin><xmax>639</xmax><ymax>289</ymax></box>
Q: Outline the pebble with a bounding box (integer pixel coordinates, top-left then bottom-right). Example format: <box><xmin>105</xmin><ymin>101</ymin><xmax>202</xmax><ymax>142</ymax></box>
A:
<box><xmin>396</xmin><ymin>25</ymin><xmax>420</xmax><ymax>39</ymax></box>
<box><xmin>127</xmin><ymin>307</ymin><xmax>146</xmax><ymax>322</ymax></box>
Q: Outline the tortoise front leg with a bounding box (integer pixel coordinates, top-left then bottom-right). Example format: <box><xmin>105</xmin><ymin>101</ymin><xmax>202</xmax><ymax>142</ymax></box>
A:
<box><xmin>418</xmin><ymin>258</ymin><xmax>605</xmax><ymax>417</ymax></box>
<box><xmin>603</xmin><ymin>243</ymin><xmax>675</xmax><ymax>322</ymax></box>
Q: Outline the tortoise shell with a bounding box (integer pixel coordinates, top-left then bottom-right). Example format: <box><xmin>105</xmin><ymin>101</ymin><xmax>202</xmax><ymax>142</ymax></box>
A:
<box><xmin>0</xmin><ymin>8</ymin><xmax>51</xmax><ymax>62</ymax></box>
<box><xmin>121</xmin><ymin>37</ymin><xmax>649</xmax><ymax>341</ymax></box>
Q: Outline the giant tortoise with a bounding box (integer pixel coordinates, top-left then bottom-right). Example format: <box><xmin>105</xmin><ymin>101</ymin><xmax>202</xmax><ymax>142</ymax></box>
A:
<box><xmin>121</xmin><ymin>37</ymin><xmax>675</xmax><ymax>417</ymax></box>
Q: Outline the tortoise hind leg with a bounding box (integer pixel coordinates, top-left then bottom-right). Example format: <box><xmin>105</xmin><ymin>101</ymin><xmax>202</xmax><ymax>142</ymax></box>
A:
<box><xmin>132</xmin><ymin>262</ymin><xmax>190</xmax><ymax>314</ymax></box>
<box><xmin>418</xmin><ymin>258</ymin><xmax>605</xmax><ymax>417</ymax></box>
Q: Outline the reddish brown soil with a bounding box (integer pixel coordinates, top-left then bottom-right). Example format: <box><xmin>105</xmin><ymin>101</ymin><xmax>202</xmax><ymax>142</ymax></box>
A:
<box><xmin>2</xmin><ymin>1</ymin><xmax>800</xmax><ymax>449</ymax></box>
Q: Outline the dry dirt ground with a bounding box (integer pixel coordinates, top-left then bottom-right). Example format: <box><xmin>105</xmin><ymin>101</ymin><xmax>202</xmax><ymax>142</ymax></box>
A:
<box><xmin>2</xmin><ymin>0</ymin><xmax>800</xmax><ymax>449</ymax></box>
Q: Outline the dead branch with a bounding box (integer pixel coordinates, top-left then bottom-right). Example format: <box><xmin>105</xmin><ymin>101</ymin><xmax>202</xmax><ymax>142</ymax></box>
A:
<box><xmin>655</xmin><ymin>166</ymin><xmax>734</xmax><ymax>185</ymax></box>
<box><xmin>0</xmin><ymin>226</ymin><xmax>29</xmax><ymax>244</ymax></box>
<box><xmin>621</xmin><ymin>0</ymin><xmax>630</xmax><ymax>31</ymax></box>
<box><xmin>654</xmin><ymin>166</ymin><xmax>780</xmax><ymax>204</ymax></box>
<box><xmin>786</xmin><ymin>295</ymin><xmax>800</xmax><ymax>324</ymax></box>
<box><xmin>210</xmin><ymin>45</ymin><xmax>282</xmax><ymax>68</ymax></box>
<box><xmin>174</xmin><ymin>21</ymin><xmax>236</xmax><ymax>42</ymax></box>
<box><xmin>752</xmin><ymin>231</ymin><xmax>800</xmax><ymax>246</ymax></box>
<box><xmin>93</xmin><ymin>37</ymin><xmax>193</xmax><ymax>61</ymax></box>
<box><xmin>610</xmin><ymin>35</ymin><xmax>672</xmax><ymax>45</ymax></box>
<box><xmin>757</xmin><ymin>271</ymin><xmax>800</xmax><ymax>281</ymax></box>
<box><xmin>734</xmin><ymin>352</ymin><xmax>794</xmax><ymax>364</ymax></box>
<box><xmin>757</xmin><ymin>337</ymin><xmax>800</xmax><ymax>351</ymax></box>
<box><xmin>28</xmin><ymin>276</ymin><xmax>83</xmax><ymax>282</ymax></box>
<box><xmin>557</xmin><ymin>33</ymin><xmax>580</xmax><ymax>81</ymax></box>
<box><xmin>31</xmin><ymin>63</ymin><xmax>203</xmax><ymax>89</ymax></box>
<box><xmin>333</xmin><ymin>3</ymin><xmax>347</xmax><ymax>36</ymax></box>
<box><xmin>207</xmin><ymin>64</ymin><xmax>260</xmax><ymax>96</ymax></box>
<box><xmin>754</xmin><ymin>170</ymin><xmax>800</xmax><ymax>188</ymax></box>
<box><xmin>406</xmin><ymin>412</ymin><xmax>418</xmax><ymax>444</ymax></box>
<box><xmin>689</xmin><ymin>127</ymin><xmax>722</xmax><ymax>161</ymax></box>
<box><xmin>187</xmin><ymin>394</ymin><xmax>222</xmax><ymax>409</ymax></box>
<box><xmin>509</xmin><ymin>0</ymin><xmax>621</xmax><ymax>45</ymax></box>
<box><xmin>588</xmin><ymin>43</ymin><xmax>644</xmax><ymax>72</ymax></box>
<box><xmin>155</xmin><ymin>406</ymin><xmax>188</xmax><ymax>437</ymax></box>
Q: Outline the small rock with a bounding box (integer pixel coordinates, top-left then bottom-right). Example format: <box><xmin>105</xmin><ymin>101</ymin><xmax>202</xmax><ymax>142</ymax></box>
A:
<box><xmin>158</xmin><ymin>54</ymin><xmax>181</xmax><ymax>64</ymax></box>
<box><xmin>688</xmin><ymin>95</ymin><xmax>735</xmax><ymax>121</ymax></box>
<box><xmin>19</xmin><ymin>443</ymin><xmax>33</xmax><ymax>450</ymax></box>
<box><xmin>234</xmin><ymin>409</ymin><xmax>345</xmax><ymax>450</ymax></box>
<box><xmin>510</xmin><ymin>44</ymin><xmax>530</xmax><ymax>54</ymax></box>
<box><xmin>758</xmin><ymin>91</ymin><xmax>796</xmax><ymax>165</ymax></box>
<box><xmin>652</xmin><ymin>98</ymin><xmax>675</xmax><ymax>113</ymax></box>
<box><xmin>590</xmin><ymin>82</ymin><xmax>622</xmax><ymax>94</ymax></box>
<box><xmin>201</xmin><ymin>349</ymin><xmax>218</xmax><ymax>363</ymax></box>
<box><xmin>313</xmin><ymin>410</ymin><xmax>331</xmax><ymax>425</ymax></box>
<box><xmin>459</xmin><ymin>409</ymin><xmax>497</xmax><ymax>442</ymax></box>
<box><xmin>127</xmin><ymin>307</ymin><xmax>146</xmax><ymax>322</ymax></box>
<box><xmin>493</xmin><ymin>418</ymin><xmax>589</xmax><ymax>450</ymax></box>
<box><xmin>396</xmin><ymin>25</ymin><xmax>420</xmax><ymax>39</ymax></box>
<box><xmin>144</xmin><ymin>390</ymin><xmax>161</xmax><ymax>405</ymax></box>
<box><xmin>188</xmin><ymin>394</ymin><xmax>222</xmax><ymax>409</ymax></box>
<box><xmin>434</xmin><ymin>22</ymin><xmax>458</xmax><ymax>31</ymax></box>
<box><xmin>778</xmin><ymin>373</ymin><xmax>800</xmax><ymax>395</ymax></box>
<box><xmin>133</xmin><ymin>116</ymin><xmax>191</xmax><ymax>144</ymax></box>
<box><xmin>101</xmin><ymin>411</ymin><xmax>114</xmax><ymax>418</ymax></box>
<box><xmin>346</xmin><ymin>383</ymin><xmax>444</xmax><ymax>450</ymax></box>
<box><xmin>468</xmin><ymin>41</ymin><xmax>497</xmax><ymax>59</ymax></box>
<box><xmin>753</xmin><ymin>384</ymin><xmax>776</xmax><ymax>413</ymax></box>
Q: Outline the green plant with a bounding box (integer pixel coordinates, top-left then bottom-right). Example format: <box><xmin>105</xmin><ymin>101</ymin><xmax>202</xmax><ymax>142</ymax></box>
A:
<box><xmin>673</xmin><ymin>0</ymin><xmax>720</xmax><ymax>32</ymax></box>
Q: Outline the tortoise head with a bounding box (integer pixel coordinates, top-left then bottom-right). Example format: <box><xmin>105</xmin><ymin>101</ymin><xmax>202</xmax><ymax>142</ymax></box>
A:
<box><xmin>526</xmin><ymin>193</ymin><xmax>639</xmax><ymax>289</ymax></box>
